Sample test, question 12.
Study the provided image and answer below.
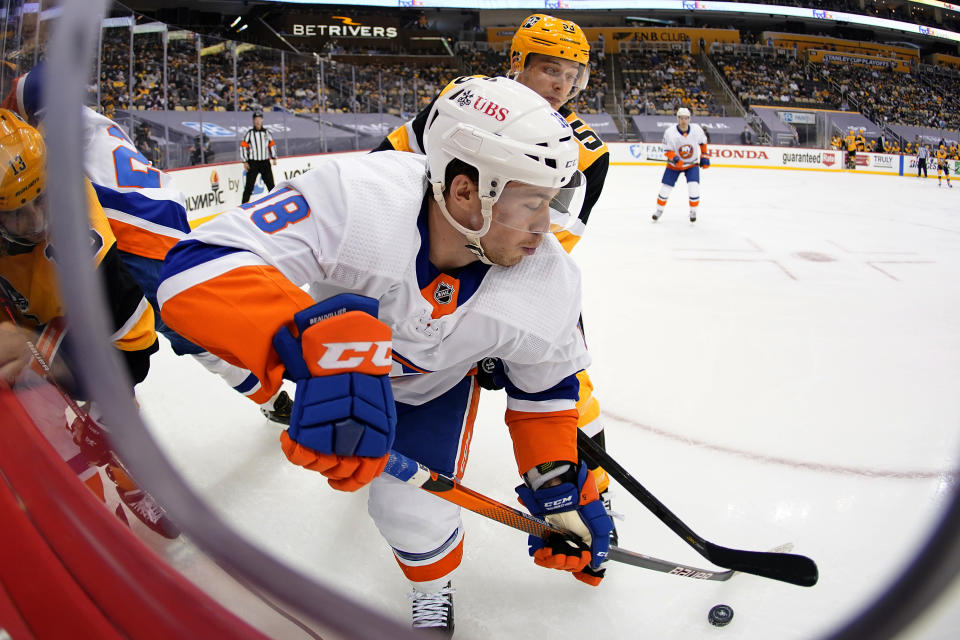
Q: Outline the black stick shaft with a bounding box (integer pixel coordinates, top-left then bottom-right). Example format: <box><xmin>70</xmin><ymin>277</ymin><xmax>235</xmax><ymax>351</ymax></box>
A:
<box><xmin>577</xmin><ymin>430</ymin><xmax>819</xmax><ymax>587</ymax></box>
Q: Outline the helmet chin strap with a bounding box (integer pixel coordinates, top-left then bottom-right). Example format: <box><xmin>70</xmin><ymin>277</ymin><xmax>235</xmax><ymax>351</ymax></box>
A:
<box><xmin>431</xmin><ymin>182</ymin><xmax>496</xmax><ymax>266</ymax></box>
<box><xmin>0</xmin><ymin>226</ymin><xmax>39</xmax><ymax>255</ymax></box>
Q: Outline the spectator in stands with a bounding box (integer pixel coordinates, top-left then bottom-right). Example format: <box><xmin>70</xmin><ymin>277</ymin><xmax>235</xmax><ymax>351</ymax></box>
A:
<box><xmin>134</xmin><ymin>121</ymin><xmax>163</xmax><ymax>169</ymax></box>
<box><xmin>741</xmin><ymin>125</ymin><xmax>754</xmax><ymax>145</ymax></box>
<box><xmin>189</xmin><ymin>134</ymin><xmax>214</xmax><ymax>166</ymax></box>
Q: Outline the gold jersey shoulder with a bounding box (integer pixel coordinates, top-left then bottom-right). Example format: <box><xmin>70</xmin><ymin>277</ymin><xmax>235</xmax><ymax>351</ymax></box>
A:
<box><xmin>560</xmin><ymin>107</ymin><xmax>608</xmax><ymax>172</ymax></box>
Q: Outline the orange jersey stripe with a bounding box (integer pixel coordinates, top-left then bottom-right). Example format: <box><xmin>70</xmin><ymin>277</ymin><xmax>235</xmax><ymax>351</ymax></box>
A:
<box><xmin>160</xmin><ymin>263</ymin><xmax>314</xmax><ymax>404</ymax></box>
<box><xmin>454</xmin><ymin>378</ymin><xmax>480</xmax><ymax>480</ymax></box>
<box><xmin>394</xmin><ymin>537</ymin><xmax>464</xmax><ymax>582</ymax></box>
<box><xmin>505</xmin><ymin>408</ymin><xmax>579</xmax><ymax>474</ymax></box>
<box><xmin>106</xmin><ymin>217</ymin><xmax>181</xmax><ymax>260</ymax></box>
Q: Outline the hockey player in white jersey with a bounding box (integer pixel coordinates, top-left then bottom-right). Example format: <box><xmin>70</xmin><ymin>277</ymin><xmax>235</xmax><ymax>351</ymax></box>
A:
<box><xmin>157</xmin><ymin>77</ymin><xmax>613</xmax><ymax>636</ymax></box>
<box><xmin>652</xmin><ymin>107</ymin><xmax>710</xmax><ymax>223</ymax></box>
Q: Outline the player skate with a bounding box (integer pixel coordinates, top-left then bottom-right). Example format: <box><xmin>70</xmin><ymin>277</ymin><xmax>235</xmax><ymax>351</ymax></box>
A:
<box><xmin>106</xmin><ymin>461</ymin><xmax>181</xmax><ymax>539</ymax></box>
<box><xmin>68</xmin><ymin>404</ymin><xmax>180</xmax><ymax>539</ymax></box>
<box><xmin>408</xmin><ymin>580</ymin><xmax>455</xmax><ymax>636</ymax></box>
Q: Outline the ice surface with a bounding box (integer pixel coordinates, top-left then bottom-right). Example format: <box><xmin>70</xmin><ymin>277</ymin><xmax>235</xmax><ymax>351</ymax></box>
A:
<box><xmin>135</xmin><ymin>165</ymin><xmax>960</xmax><ymax>639</ymax></box>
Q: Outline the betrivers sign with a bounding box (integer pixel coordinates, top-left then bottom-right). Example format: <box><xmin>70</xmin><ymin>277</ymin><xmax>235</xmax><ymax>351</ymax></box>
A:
<box><xmin>286</xmin><ymin>16</ymin><xmax>399</xmax><ymax>39</ymax></box>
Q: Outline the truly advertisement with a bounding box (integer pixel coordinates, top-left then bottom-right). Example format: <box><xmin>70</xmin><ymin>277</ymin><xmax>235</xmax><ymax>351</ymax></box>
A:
<box><xmin>868</xmin><ymin>153</ymin><xmax>899</xmax><ymax>173</ymax></box>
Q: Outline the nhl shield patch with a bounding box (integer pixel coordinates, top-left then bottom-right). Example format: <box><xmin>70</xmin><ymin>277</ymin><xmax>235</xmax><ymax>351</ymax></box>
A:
<box><xmin>434</xmin><ymin>281</ymin><xmax>455</xmax><ymax>305</ymax></box>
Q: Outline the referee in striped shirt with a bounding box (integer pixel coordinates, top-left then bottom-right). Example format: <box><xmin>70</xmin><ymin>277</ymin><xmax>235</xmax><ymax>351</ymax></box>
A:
<box><xmin>240</xmin><ymin>109</ymin><xmax>277</xmax><ymax>203</ymax></box>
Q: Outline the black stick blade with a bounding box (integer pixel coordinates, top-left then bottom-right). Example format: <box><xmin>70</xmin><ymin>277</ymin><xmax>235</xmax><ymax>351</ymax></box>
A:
<box><xmin>706</xmin><ymin>543</ymin><xmax>819</xmax><ymax>587</ymax></box>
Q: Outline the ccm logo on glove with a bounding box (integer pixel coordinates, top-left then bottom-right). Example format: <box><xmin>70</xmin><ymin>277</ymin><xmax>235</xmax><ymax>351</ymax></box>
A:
<box><xmin>544</xmin><ymin>496</ymin><xmax>575</xmax><ymax>510</ymax></box>
<box><xmin>314</xmin><ymin>341</ymin><xmax>392</xmax><ymax>371</ymax></box>
<box><xmin>301</xmin><ymin>313</ymin><xmax>393</xmax><ymax>377</ymax></box>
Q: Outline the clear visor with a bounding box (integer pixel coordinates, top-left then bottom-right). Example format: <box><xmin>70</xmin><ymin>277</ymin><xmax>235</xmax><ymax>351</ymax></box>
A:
<box><xmin>569</xmin><ymin>63</ymin><xmax>590</xmax><ymax>100</ymax></box>
<box><xmin>0</xmin><ymin>194</ymin><xmax>47</xmax><ymax>246</ymax></box>
<box><xmin>491</xmin><ymin>171</ymin><xmax>585</xmax><ymax>235</ymax></box>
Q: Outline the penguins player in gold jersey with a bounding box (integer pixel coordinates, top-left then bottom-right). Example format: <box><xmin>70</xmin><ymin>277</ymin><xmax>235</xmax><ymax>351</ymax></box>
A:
<box><xmin>0</xmin><ymin>109</ymin><xmax>179</xmax><ymax>539</ymax></box>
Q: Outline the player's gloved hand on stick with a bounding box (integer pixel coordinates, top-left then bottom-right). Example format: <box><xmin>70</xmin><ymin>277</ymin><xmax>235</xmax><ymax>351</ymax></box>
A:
<box><xmin>700</xmin><ymin>156</ymin><xmax>710</xmax><ymax>169</ymax></box>
<box><xmin>274</xmin><ymin>294</ymin><xmax>396</xmax><ymax>491</ymax></box>
<box><xmin>670</xmin><ymin>155</ymin><xmax>684</xmax><ymax>168</ymax></box>
<box><xmin>515</xmin><ymin>459</ymin><xmax>613</xmax><ymax>586</ymax></box>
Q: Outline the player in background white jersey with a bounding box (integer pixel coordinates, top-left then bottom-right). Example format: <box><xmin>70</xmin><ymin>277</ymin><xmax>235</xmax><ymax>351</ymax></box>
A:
<box><xmin>653</xmin><ymin>107</ymin><xmax>710</xmax><ymax>223</ymax></box>
<box><xmin>2</xmin><ymin>63</ymin><xmax>292</xmax><ymax>424</ymax></box>
<box><xmin>157</xmin><ymin>77</ymin><xmax>613</xmax><ymax>636</ymax></box>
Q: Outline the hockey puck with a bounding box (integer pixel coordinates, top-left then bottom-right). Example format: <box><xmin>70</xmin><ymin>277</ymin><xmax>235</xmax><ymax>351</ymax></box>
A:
<box><xmin>708</xmin><ymin>604</ymin><xmax>734</xmax><ymax>627</ymax></box>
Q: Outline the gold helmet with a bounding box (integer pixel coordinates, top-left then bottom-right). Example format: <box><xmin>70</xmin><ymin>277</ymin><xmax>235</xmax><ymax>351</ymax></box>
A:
<box><xmin>0</xmin><ymin>108</ymin><xmax>46</xmax><ymax>251</ymax></box>
<box><xmin>509</xmin><ymin>14</ymin><xmax>590</xmax><ymax>100</ymax></box>
<box><xmin>0</xmin><ymin>108</ymin><xmax>45</xmax><ymax>211</ymax></box>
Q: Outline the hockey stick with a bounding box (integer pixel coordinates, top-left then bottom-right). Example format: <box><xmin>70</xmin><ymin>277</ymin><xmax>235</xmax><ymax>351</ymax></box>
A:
<box><xmin>576</xmin><ymin>429</ymin><xmax>819</xmax><ymax>587</ymax></box>
<box><xmin>383</xmin><ymin>449</ymin><xmax>746</xmax><ymax>582</ymax></box>
<box><xmin>0</xmin><ymin>291</ymin><xmax>98</xmax><ymax>434</ymax></box>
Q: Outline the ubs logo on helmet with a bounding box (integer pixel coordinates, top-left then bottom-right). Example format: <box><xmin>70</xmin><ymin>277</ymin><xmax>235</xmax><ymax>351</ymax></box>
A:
<box><xmin>450</xmin><ymin>86</ymin><xmax>510</xmax><ymax>121</ymax></box>
<box><xmin>473</xmin><ymin>96</ymin><xmax>509</xmax><ymax>121</ymax></box>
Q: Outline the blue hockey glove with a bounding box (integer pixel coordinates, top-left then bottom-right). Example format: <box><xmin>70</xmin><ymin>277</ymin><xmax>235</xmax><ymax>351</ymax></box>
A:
<box><xmin>274</xmin><ymin>293</ymin><xmax>396</xmax><ymax>491</ymax></box>
<box><xmin>516</xmin><ymin>460</ymin><xmax>613</xmax><ymax>586</ymax></box>
<box><xmin>700</xmin><ymin>156</ymin><xmax>711</xmax><ymax>169</ymax></box>
<box><xmin>670</xmin><ymin>155</ymin><xmax>684</xmax><ymax>168</ymax></box>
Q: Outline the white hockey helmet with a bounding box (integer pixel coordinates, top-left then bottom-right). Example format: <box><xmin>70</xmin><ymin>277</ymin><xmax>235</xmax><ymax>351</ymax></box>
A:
<box><xmin>676</xmin><ymin>107</ymin><xmax>691</xmax><ymax>118</ymax></box>
<box><xmin>424</xmin><ymin>76</ymin><xmax>581</xmax><ymax>260</ymax></box>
